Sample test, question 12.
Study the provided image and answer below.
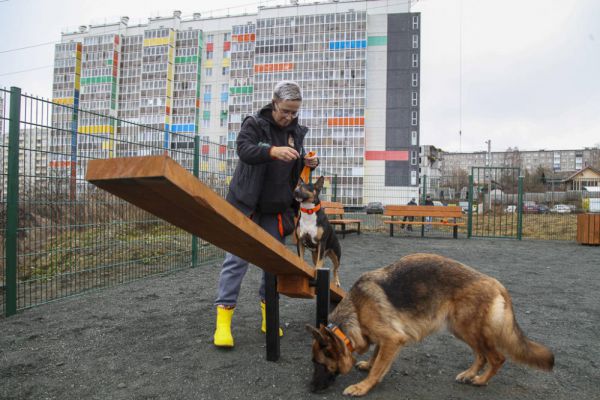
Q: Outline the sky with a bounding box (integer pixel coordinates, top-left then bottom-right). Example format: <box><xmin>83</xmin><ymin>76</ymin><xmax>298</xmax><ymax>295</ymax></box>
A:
<box><xmin>1</xmin><ymin>0</ymin><xmax>599</xmax><ymax>153</ymax></box>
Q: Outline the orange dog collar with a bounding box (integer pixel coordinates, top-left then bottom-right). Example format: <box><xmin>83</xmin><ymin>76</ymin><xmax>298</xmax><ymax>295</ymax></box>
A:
<box><xmin>300</xmin><ymin>203</ymin><xmax>321</xmax><ymax>215</ymax></box>
<box><xmin>327</xmin><ymin>323</ymin><xmax>354</xmax><ymax>352</ymax></box>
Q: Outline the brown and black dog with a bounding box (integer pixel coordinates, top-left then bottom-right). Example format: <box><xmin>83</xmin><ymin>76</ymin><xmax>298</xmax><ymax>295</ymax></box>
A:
<box><xmin>294</xmin><ymin>176</ymin><xmax>342</xmax><ymax>286</ymax></box>
<box><xmin>306</xmin><ymin>253</ymin><xmax>554</xmax><ymax>396</ymax></box>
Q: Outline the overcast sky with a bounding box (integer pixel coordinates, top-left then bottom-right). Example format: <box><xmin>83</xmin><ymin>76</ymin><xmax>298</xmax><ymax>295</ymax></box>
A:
<box><xmin>1</xmin><ymin>0</ymin><xmax>599</xmax><ymax>152</ymax></box>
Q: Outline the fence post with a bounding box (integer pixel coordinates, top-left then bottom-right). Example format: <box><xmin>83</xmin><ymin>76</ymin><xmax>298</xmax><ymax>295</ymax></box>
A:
<box><xmin>517</xmin><ymin>175</ymin><xmax>524</xmax><ymax>240</ymax></box>
<box><xmin>467</xmin><ymin>174</ymin><xmax>474</xmax><ymax>238</ymax></box>
<box><xmin>421</xmin><ymin>175</ymin><xmax>427</xmax><ymax>204</ymax></box>
<box><xmin>69</xmin><ymin>82</ymin><xmax>80</xmax><ymax>201</ymax></box>
<box><xmin>191</xmin><ymin>135</ymin><xmax>200</xmax><ymax>267</ymax></box>
<box><xmin>5</xmin><ymin>87</ymin><xmax>21</xmax><ymax>316</ymax></box>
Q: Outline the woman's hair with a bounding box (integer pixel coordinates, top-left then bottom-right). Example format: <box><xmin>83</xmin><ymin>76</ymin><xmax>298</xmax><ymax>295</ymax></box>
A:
<box><xmin>272</xmin><ymin>81</ymin><xmax>302</xmax><ymax>102</ymax></box>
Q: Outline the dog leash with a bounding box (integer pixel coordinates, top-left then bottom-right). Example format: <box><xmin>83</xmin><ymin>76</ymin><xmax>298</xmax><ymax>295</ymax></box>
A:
<box><xmin>299</xmin><ymin>151</ymin><xmax>316</xmax><ymax>183</ymax></box>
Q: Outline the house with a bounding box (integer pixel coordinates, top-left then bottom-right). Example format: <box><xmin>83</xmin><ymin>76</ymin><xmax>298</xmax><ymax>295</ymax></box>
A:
<box><xmin>563</xmin><ymin>166</ymin><xmax>600</xmax><ymax>191</ymax></box>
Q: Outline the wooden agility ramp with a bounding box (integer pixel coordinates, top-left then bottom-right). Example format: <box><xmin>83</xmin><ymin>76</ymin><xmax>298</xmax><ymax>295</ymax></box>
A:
<box><xmin>85</xmin><ymin>154</ymin><xmax>344</xmax><ymax>302</ymax></box>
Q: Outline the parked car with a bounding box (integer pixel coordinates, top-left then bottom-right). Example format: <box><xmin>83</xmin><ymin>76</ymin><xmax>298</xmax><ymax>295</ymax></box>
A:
<box><xmin>433</xmin><ymin>201</ymin><xmax>445</xmax><ymax>207</ymax></box>
<box><xmin>523</xmin><ymin>203</ymin><xmax>540</xmax><ymax>214</ymax></box>
<box><xmin>505</xmin><ymin>205</ymin><xmax>517</xmax><ymax>213</ymax></box>
<box><xmin>365</xmin><ymin>202</ymin><xmax>384</xmax><ymax>214</ymax></box>
<box><xmin>537</xmin><ymin>204</ymin><xmax>550</xmax><ymax>214</ymax></box>
<box><xmin>458</xmin><ymin>201</ymin><xmax>469</xmax><ymax>213</ymax></box>
<box><xmin>550</xmin><ymin>204</ymin><xmax>571</xmax><ymax>214</ymax></box>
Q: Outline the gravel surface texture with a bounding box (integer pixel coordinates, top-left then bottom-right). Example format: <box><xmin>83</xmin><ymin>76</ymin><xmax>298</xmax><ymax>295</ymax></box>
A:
<box><xmin>1</xmin><ymin>234</ymin><xmax>599</xmax><ymax>400</ymax></box>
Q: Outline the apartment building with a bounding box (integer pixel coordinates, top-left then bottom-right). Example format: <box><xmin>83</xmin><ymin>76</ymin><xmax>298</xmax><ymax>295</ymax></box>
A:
<box><xmin>440</xmin><ymin>148</ymin><xmax>600</xmax><ymax>176</ymax></box>
<box><xmin>51</xmin><ymin>0</ymin><xmax>420</xmax><ymax>205</ymax></box>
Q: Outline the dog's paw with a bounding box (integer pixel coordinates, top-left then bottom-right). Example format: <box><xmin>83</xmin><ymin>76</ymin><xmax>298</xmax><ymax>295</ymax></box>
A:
<box><xmin>469</xmin><ymin>376</ymin><xmax>489</xmax><ymax>386</ymax></box>
<box><xmin>355</xmin><ymin>361</ymin><xmax>371</xmax><ymax>371</ymax></box>
<box><xmin>343</xmin><ymin>382</ymin><xmax>371</xmax><ymax>397</ymax></box>
<box><xmin>455</xmin><ymin>371</ymin><xmax>474</xmax><ymax>384</ymax></box>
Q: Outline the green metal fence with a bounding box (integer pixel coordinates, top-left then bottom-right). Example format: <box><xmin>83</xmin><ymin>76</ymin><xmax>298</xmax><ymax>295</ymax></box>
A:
<box><xmin>1</xmin><ymin>87</ymin><xmax>228</xmax><ymax>317</ymax></box>
<box><xmin>2</xmin><ymin>86</ymin><xmax>592</xmax><ymax>317</ymax></box>
<box><xmin>468</xmin><ymin>166</ymin><xmax>523</xmax><ymax>239</ymax></box>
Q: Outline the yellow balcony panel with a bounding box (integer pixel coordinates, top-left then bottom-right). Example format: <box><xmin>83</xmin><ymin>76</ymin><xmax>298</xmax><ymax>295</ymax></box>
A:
<box><xmin>143</xmin><ymin>37</ymin><xmax>170</xmax><ymax>47</ymax></box>
<box><xmin>53</xmin><ymin>97</ymin><xmax>74</xmax><ymax>105</ymax></box>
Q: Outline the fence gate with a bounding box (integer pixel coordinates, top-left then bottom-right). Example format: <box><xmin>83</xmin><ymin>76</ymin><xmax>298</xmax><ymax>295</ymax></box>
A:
<box><xmin>468</xmin><ymin>167</ymin><xmax>523</xmax><ymax>239</ymax></box>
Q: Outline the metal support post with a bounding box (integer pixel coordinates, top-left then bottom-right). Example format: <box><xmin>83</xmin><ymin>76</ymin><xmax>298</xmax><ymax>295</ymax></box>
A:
<box><xmin>191</xmin><ymin>136</ymin><xmax>200</xmax><ymax>267</ymax></box>
<box><xmin>6</xmin><ymin>87</ymin><xmax>21</xmax><ymax>316</ymax></box>
<box><xmin>315</xmin><ymin>268</ymin><xmax>330</xmax><ymax>328</ymax></box>
<box><xmin>265</xmin><ymin>272</ymin><xmax>280</xmax><ymax>362</ymax></box>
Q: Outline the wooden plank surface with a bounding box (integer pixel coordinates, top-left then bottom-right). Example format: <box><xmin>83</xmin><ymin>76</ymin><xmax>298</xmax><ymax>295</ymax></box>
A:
<box><xmin>577</xmin><ymin>214</ymin><xmax>600</xmax><ymax>245</ymax></box>
<box><xmin>86</xmin><ymin>155</ymin><xmax>345</xmax><ymax>301</ymax></box>
<box><xmin>384</xmin><ymin>205</ymin><xmax>463</xmax><ymax>218</ymax></box>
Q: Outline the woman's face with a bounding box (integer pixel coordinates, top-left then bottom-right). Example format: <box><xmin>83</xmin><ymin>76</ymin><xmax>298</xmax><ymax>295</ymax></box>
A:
<box><xmin>272</xmin><ymin>99</ymin><xmax>301</xmax><ymax>128</ymax></box>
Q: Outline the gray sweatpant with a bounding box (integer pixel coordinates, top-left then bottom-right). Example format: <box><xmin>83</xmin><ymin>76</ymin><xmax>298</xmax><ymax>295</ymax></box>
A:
<box><xmin>215</xmin><ymin>212</ymin><xmax>285</xmax><ymax>306</ymax></box>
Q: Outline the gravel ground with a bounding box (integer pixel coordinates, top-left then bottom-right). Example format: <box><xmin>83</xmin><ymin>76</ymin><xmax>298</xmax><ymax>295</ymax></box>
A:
<box><xmin>1</xmin><ymin>234</ymin><xmax>599</xmax><ymax>400</ymax></box>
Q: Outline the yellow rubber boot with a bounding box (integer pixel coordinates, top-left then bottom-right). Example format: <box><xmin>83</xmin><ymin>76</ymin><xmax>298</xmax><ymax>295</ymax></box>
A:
<box><xmin>214</xmin><ymin>306</ymin><xmax>234</xmax><ymax>347</ymax></box>
<box><xmin>260</xmin><ymin>302</ymin><xmax>283</xmax><ymax>337</ymax></box>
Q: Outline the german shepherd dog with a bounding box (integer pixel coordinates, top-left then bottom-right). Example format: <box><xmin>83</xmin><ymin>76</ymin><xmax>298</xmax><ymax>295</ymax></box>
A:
<box><xmin>306</xmin><ymin>253</ymin><xmax>554</xmax><ymax>396</ymax></box>
<box><xmin>294</xmin><ymin>176</ymin><xmax>342</xmax><ymax>286</ymax></box>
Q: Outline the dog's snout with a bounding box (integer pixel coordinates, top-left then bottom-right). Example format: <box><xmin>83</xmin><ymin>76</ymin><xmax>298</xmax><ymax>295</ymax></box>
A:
<box><xmin>311</xmin><ymin>362</ymin><xmax>337</xmax><ymax>392</ymax></box>
<box><xmin>294</xmin><ymin>187</ymin><xmax>309</xmax><ymax>201</ymax></box>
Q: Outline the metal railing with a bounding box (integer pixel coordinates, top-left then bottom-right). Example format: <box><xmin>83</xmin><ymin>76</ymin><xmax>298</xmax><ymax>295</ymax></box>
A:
<box><xmin>1</xmin><ymin>87</ymin><xmax>229</xmax><ymax>317</ymax></box>
<box><xmin>2</xmin><ymin>86</ymin><xmax>595</xmax><ymax>317</ymax></box>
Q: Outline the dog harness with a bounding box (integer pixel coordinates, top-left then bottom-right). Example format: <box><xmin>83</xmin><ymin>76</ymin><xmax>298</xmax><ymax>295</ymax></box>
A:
<box><xmin>327</xmin><ymin>323</ymin><xmax>354</xmax><ymax>352</ymax></box>
<box><xmin>300</xmin><ymin>203</ymin><xmax>321</xmax><ymax>215</ymax></box>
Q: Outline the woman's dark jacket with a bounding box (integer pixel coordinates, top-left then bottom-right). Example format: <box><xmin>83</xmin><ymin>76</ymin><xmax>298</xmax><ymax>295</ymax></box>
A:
<box><xmin>226</xmin><ymin>103</ymin><xmax>309</xmax><ymax>216</ymax></box>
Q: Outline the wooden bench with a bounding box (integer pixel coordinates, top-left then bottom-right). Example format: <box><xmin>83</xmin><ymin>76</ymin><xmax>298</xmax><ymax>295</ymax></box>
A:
<box><xmin>321</xmin><ymin>201</ymin><xmax>361</xmax><ymax>238</ymax></box>
<box><xmin>384</xmin><ymin>205</ymin><xmax>465</xmax><ymax>239</ymax></box>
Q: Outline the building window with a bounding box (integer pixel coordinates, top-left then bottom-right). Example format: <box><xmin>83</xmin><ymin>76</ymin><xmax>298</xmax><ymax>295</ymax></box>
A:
<box><xmin>411</xmin><ymin>131</ymin><xmax>418</xmax><ymax>146</ymax></box>
<box><xmin>202</xmin><ymin>119</ymin><xmax>210</xmax><ymax>128</ymax></box>
<box><xmin>412</xmin><ymin>34</ymin><xmax>419</xmax><ymax>49</ymax></box>
<box><xmin>411</xmin><ymin>91</ymin><xmax>418</xmax><ymax>106</ymax></box>
<box><xmin>223</xmin><ymin>50</ymin><xmax>231</xmax><ymax>58</ymax></box>
<box><xmin>411</xmin><ymin>72</ymin><xmax>418</xmax><ymax>87</ymax></box>
<box><xmin>222</xmin><ymin>66</ymin><xmax>230</xmax><ymax>75</ymax></box>
<box><xmin>553</xmin><ymin>152</ymin><xmax>561</xmax><ymax>171</ymax></box>
<box><xmin>411</xmin><ymin>151</ymin><xmax>418</xmax><ymax>166</ymax></box>
<box><xmin>411</xmin><ymin>170</ymin><xmax>417</xmax><ymax>185</ymax></box>
<box><xmin>206</xmin><ymin>50</ymin><xmax>213</xmax><ymax>59</ymax></box>
<box><xmin>412</xmin><ymin>53</ymin><xmax>419</xmax><ymax>68</ymax></box>
<box><xmin>205</xmin><ymin>68</ymin><xmax>212</xmax><ymax>77</ymax></box>
<box><xmin>204</xmin><ymin>84</ymin><xmax>211</xmax><ymax>94</ymax></box>
<box><xmin>412</xmin><ymin>15</ymin><xmax>419</xmax><ymax>30</ymax></box>
<box><xmin>224</xmin><ymin>32</ymin><xmax>231</xmax><ymax>41</ymax></box>
<box><xmin>207</xmin><ymin>34</ymin><xmax>214</xmax><ymax>43</ymax></box>
<box><xmin>411</xmin><ymin>111</ymin><xmax>418</xmax><ymax>126</ymax></box>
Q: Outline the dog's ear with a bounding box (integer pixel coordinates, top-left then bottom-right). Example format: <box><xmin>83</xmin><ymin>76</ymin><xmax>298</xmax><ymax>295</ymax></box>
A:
<box><xmin>314</xmin><ymin>176</ymin><xmax>325</xmax><ymax>193</ymax></box>
<box><xmin>322</xmin><ymin>326</ymin><xmax>348</xmax><ymax>355</ymax></box>
<box><xmin>306</xmin><ymin>324</ymin><xmax>328</xmax><ymax>347</ymax></box>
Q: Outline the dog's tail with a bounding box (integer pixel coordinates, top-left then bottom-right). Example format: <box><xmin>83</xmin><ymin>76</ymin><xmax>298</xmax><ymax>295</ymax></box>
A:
<box><xmin>494</xmin><ymin>292</ymin><xmax>554</xmax><ymax>371</ymax></box>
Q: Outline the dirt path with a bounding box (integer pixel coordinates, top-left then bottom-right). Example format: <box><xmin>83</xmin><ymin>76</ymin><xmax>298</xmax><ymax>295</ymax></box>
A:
<box><xmin>1</xmin><ymin>234</ymin><xmax>598</xmax><ymax>400</ymax></box>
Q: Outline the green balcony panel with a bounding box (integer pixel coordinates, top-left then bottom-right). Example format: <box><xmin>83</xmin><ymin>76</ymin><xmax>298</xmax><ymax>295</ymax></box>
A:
<box><xmin>367</xmin><ymin>36</ymin><xmax>388</xmax><ymax>46</ymax></box>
